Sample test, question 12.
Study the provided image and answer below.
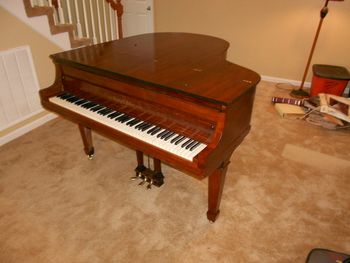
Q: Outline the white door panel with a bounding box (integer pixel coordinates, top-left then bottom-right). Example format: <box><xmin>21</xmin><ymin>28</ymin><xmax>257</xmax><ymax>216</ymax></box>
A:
<box><xmin>123</xmin><ymin>0</ymin><xmax>154</xmax><ymax>37</ymax></box>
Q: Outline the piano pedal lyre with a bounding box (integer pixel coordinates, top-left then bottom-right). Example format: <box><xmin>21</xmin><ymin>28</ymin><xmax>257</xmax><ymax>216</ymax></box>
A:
<box><xmin>132</xmin><ymin>151</ymin><xmax>164</xmax><ymax>188</ymax></box>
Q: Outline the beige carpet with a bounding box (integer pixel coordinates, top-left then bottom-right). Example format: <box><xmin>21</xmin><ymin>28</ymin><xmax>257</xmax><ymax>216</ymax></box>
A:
<box><xmin>0</xmin><ymin>81</ymin><xmax>349</xmax><ymax>263</ymax></box>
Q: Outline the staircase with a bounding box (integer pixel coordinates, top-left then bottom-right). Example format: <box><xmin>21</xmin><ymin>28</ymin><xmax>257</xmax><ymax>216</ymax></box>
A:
<box><xmin>23</xmin><ymin>0</ymin><xmax>123</xmax><ymax>49</ymax></box>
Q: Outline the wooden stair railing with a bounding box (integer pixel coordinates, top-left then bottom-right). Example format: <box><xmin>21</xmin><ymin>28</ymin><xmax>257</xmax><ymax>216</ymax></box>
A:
<box><xmin>106</xmin><ymin>0</ymin><xmax>123</xmax><ymax>39</ymax></box>
<box><xmin>23</xmin><ymin>0</ymin><xmax>123</xmax><ymax>49</ymax></box>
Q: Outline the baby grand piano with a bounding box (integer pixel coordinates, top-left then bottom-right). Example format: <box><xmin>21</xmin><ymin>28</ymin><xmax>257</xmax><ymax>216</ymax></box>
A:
<box><xmin>40</xmin><ymin>32</ymin><xmax>260</xmax><ymax>222</ymax></box>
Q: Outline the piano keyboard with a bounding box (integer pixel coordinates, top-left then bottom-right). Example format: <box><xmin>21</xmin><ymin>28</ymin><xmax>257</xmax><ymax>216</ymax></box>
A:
<box><xmin>49</xmin><ymin>92</ymin><xmax>207</xmax><ymax>161</ymax></box>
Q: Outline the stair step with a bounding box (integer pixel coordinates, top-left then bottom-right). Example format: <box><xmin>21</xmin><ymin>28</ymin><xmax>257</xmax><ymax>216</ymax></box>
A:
<box><xmin>23</xmin><ymin>0</ymin><xmax>91</xmax><ymax>49</ymax></box>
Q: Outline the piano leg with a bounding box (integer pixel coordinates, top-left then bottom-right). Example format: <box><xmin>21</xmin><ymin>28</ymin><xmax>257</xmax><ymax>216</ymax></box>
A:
<box><xmin>135</xmin><ymin>150</ymin><xmax>146</xmax><ymax>172</ymax></box>
<box><xmin>78</xmin><ymin>124</ymin><xmax>95</xmax><ymax>159</ymax></box>
<box><xmin>207</xmin><ymin>160</ymin><xmax>230</xmax><ymax>222</ymax></box>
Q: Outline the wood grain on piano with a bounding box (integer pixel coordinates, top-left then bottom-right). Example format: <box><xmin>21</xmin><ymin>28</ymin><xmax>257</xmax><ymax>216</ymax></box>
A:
<box><xmin>40</xmin><ymin>32</ymin><xmax>260</xmax><ymax>222</ymax></box>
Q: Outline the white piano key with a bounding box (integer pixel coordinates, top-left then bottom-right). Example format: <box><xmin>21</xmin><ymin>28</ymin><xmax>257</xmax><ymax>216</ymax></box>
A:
<box><xmin>49</xmin><ymin>94</ymin><xmax>207</xmax><ymax>161</ymax></box>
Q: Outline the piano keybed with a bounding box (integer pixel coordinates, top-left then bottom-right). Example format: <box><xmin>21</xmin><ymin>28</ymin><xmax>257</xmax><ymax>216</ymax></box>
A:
<box><xmin>49</xmin><ymin>92</ymin><xmax>207</xmax><ymax>161</ymax></box>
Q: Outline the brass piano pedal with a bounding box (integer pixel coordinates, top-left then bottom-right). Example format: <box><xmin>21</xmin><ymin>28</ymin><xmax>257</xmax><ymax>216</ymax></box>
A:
<box><xmin>130</xmin><ymin>172</ymin><xmax>142</xmax><ymax>181</ymax></box>
<box><xmin>138</xmin><ymin>177</ymin><xmax>147</xmax><ymax>186</ymax></box>
<box><xmin>146</xmin><ymin>179</ymin><xmax>153</xmax><ymax>190</ymax></box>
<box><xmin>88</xmin><ymin>154</ymin><xmax>94</xmax><ymax>160</ymax></box>
<box><xmin>133</xmin><ymin>165</ymin><xmax>164</xmax><ymax>188</ymax></box>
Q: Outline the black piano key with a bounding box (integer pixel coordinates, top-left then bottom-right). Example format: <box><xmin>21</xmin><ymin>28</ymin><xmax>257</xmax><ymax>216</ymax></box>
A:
<box><xmin>141</xmin><ymin>123</ymin><xmax>153</xmax><ymax>131</ymax></box>
<box><xmin>189</xmin><ymin>141</ymin><xmax>201</xmax><ymax>151</ymax></box>
<box><xmin>134</xmin><ymin>122</ymin><xmax>145</xmax><ymax>129</ymax></box>
<box><xmin>134</xmin><ymin>121</ymin><xmax>146</xmax><ymax>129</ymax></box>
<box><xmin>174</xmin><ymin>136</ymin><xmax>186</xmax><ymax>145</ymax></box>
<box><xmin>80</xmin><ymin>101</ymin><xmax>93</xmax><ymax>107</ymax></box>
<box><xmin>136</xmin><ymin>122</ymin><xmax>149</xmax><ymax>130</ymax></box>
<box><xmin>181</xmin><ymin>139</ymin><xmax>193</xmax><ymax>148</ymax></box>
<box><xmin>107</xmin><ymin>112</ymin><xmax>122</xmax><ymax>119</ymax></box>
<box><xmin>88</xmin><ymin>104</ymin><xmax>100</xmax><ymax>111</ymax></box>
<box><xmin>126</xmin><ymin>118</ymin><xmax>136</xmax><ymax>125</ymax></box>
<box><xmin>121</xmin><ymin>117</ymin><xmax>133</xmax><ymax>123</ymax></box>
<box><xmin>170</xmin><ymin>135</ymin><xmax>182</xmax><ymax>144</ymax></box>
<box><xmin>59</xmin><ymin>93</ymin><xmax>73</xmax><ymax>99</ymax></box>
<box><xmin>75</xmin><ymin>99</ymin><xmax>89</xmax><ymax>106</ymax></box>
<box><xmin>159</xmin><ymin>130</ymin><xmax>170</xmax><ymax>139</ymax></box>
<box><xmin>150</xmin><ymin>127</ymin><xmax>162</xmax><ymax>135</ymax></box>
<box><xmin>82</xmin><ymin>102</ymin><xmax>98</xmax><ymax>109</ymax></box>
<box><xmin>79</xmin><ymin>101</ymin><xmax>91</xmax><ymax>107</ymax></box>
<box><xmin>117</xmin><ymin>115</ymin><xmax>132</xmax><ymax>123</ymax></box>
<box><xmin>67</xmin><ymin>96</ymin><xmax>80</xmax><ymax>103</ymax></box>
<box><xmin>115</xmin><ymin>115</ymin><xmax>126</xmax><ymax>121</ymax></box>
<box><xmin>126</xmin><ymin>119</ymin><xmax>141</xmax><ymax>127</ymax></box>
<box><xmin>57</xmin><ymin>93</ymin><xmax>68</xmax><ymax>99</ymax></box>
<box><xmin>157</xmin><ymin>129</ymin><xmax>169</xmax><ymax>138</ymax></box>
<box><xmin>104</xmin><ymin>109</ymin><xmax>114</xmax><ymax>115</ymax></box>
<box><xmin>130</xmin><ymin>120</ymin><xmax>143</xmax><ymax>127</ymax></box>
<box><xmin>164</xmin><ymin>132</ymin><xmax>176</xmax><ymax>141</ymax></box>
<box><xmin>147</xmin><ymin>126</ymin><xmax>158</xmax><ymax>134</ymax></box>
<box><xmin>98</xmin><ymin>108</ymin><xmax>114</xmax><ymax>115</ymax></box>
<box><xmin>90</xmin><ymin>105</ymin><xmax>104</xmax><ymax>112</ymax></box>
<box><xmin>161</xmin><ymin>131</ymin><xmax>172</xmax><ymax>139</ymax></box>
<box><xmin>97</xmin><ymin>108</ymin><xmax>108</xmax><ymax>114</ymax></box>
<box><xmin>72</xmin><ymin>98</ymin><xmax>85</xmax><ymax>105</ymax></box>
<box><xmin>186</xmin><ymin>140</ymin><xmax>198</xmax><ymax>150</ymax></box>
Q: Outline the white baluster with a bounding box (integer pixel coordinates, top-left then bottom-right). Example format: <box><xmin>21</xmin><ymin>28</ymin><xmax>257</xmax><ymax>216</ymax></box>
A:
<box><xmin>102</xmin><ymin>1</ymin><xmax>109</xmax><ymax>42</ymax></box>
<box><xmin>47</xmin><ymin>0</ymin><xmax>52</xmax><ymax>7</ymax></box>
<box><xmin>66</xmin><ymin>0</ymin><xmax>73</xmax><ymax>24</ymax></box>
<box><xmin>115</xmin><ymin>11</ymin><xmax>119</xmax><ymax>40</ymax></box>
<box><xmin>57</xmin><ymin>0</ymin><xmax>65</xmax><ymax>24</ymax></box>
<box><xmin>89</xmin><ymin>0</ymin><xmax>97</xmax><ymax>44</ymax></box>
<box><xmin>38</xmin><ymin>0</ymin><xmax>45</xmax><ymax>6</ymax></box>
<box><xmin>52</xmin><ymin>6</ymin><xmax>59</xmax><ymax>25</ymax></box>
<box><xmin>96</xmin><ymin>0</ymin><xmax>103</xmax><ymax>43</ymax></box>
<box><xmin>109</xmin><ymin>4</ymin><xmax>115</xmax><ymax>40</ymax></box>
<box><xmin>74</xmin><ymin>0</ymin><xmax>83</xmax><ymax>38</ymax></box>
<box><xmin>82</xmin><ymin>0</ymin><xmax>89</xmax><ymax>37</ymax></box>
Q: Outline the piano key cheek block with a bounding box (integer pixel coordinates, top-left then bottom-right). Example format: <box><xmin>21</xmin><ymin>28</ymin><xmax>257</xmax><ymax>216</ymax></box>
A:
<box><xmin>40</xmin><ymin>32</ymin><xmax>260</xmax><ymax>222</ymax></box>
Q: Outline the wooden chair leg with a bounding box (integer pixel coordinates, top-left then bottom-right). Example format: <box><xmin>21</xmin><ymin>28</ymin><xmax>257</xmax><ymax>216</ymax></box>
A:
<box><xmin>78</xmin><ymin>124</ymin><xmax>94</xmax><ymax>158</ymax></box>
<box><xmin>207</xmin><ymin>160</ymin><xmax>230</xmax><ymax>222</ymax></box>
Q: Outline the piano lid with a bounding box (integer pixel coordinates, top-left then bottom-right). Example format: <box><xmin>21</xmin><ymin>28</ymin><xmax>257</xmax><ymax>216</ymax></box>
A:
<box><xmin>52</xmin><ymin>32</ymin><xmax>260</xmax><ymax>106</ymax></box>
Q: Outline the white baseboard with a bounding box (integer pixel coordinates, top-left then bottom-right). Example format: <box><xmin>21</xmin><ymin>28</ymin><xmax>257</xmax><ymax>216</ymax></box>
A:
<box><xmin>0</xmin><ymin>113</ymin><xmax>57</xmax><ymax>147</ymax></box>
<box><xmin>261</xmin><ymin>75</ymin><xmax>350</xmax><ymax>95</ymax></box>
<box><xmin>261</xmin><ymin>75</ymin><xmax>311</xmax><ymax>88</ymax></box>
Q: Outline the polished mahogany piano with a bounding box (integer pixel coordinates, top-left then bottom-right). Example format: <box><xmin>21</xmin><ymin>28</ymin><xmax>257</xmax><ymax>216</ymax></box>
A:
<box><xmin>40</xmin><ymin>32</ymin><xmax>260</xmax><ymax>222</ymax></box>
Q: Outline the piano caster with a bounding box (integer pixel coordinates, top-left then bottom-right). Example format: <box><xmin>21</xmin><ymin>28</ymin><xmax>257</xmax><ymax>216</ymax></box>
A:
<box><xmin>87</xmin><ymin>148</ymin><xmax>94</xmax><ymax>160</ymax></box>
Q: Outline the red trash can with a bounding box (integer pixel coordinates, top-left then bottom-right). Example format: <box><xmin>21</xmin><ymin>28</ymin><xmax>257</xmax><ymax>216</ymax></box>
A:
<box><xmin>310</xmin><ymin>64</ymin><xmax>350</xmax><ymax>97</ymax></box>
